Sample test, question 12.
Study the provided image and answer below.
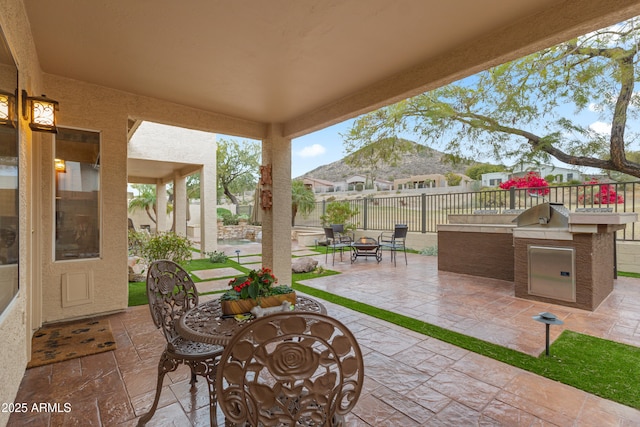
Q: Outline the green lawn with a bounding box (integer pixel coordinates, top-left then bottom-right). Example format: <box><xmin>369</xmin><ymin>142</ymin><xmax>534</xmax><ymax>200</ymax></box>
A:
<box><xmin>129</xmin><ymin>260</ymin><xmax>640</xmax><ymax>410</ymax></box>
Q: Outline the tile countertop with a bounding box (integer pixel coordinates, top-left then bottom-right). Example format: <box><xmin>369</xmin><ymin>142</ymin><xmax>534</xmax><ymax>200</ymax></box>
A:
<box><xmin>568</xmin><ymin>212</ymin><xmax>638</xmax><ymax>225</ymax></box>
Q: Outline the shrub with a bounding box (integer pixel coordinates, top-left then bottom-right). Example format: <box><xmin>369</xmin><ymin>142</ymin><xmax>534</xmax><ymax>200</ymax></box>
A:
<box><xmin>445</xmin><ymin>172</ymin><xmax>462</xmax><ymax>186</ymax></box>
<box><xmin>217</xmin><ymin>207</ymin><xmax>232</xmax><ymax>218</ymax></box>
<box><xmin>140</xmin><ymin>232</ymin><xmax>192</xmax><ymax>266</ymax></box>
<box><xmin>420</xmin><ymin>246</ymin><xmax>438</xmax><ymax>256</ymax></box>
<box><xmin>320</xmin><ymin>201</ymin><xmax>360</xmax><ymax>230</ymax></box>
<box><xmin>207</xmin><ymin>250</ymin><xmax>229</xmax><ymax>264</ymax></box>
<box><xmin>128</xmin><ymin>230</ymin><xmax>149</xmax><ymax>257</ymax></box>
<box><xmin>499</xmin><ymin>172</ymin><xmax>550</xmax><ymax>195</ymax></box>
<box><xmin>578</xmin><ymin>179</ymin><xmax>624</xmax><ymax>204</ymax></box>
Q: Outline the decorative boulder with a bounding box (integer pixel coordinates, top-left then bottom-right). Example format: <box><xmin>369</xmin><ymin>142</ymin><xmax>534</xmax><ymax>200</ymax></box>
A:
<box><xmin>291</xmin><ymin>257</ymin><xmax>318</xmax><ymax>273</ymax></box>
<box><xmin>128</xmin><ymin>256</ymin><xmax>147</xmax><ymax>282</ymax></box>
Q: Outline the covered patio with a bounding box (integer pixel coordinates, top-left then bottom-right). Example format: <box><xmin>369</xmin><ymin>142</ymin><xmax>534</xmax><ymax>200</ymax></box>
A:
<box><xmin>4</xmin><ymin>0</ymin><xmax>640</xmax><ymax>425</ymax></box>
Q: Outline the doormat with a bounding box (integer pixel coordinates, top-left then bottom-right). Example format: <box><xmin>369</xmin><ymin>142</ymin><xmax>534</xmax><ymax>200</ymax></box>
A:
<box><xmin>27</xmin><ymin>318</ymin><xmax>116</xmax><ymax>368</ymax></box>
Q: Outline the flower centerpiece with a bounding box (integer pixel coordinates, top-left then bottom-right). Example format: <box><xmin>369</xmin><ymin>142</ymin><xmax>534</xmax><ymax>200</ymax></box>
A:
<box><xmin>219</xmin><ymin>267</ymin><xmax>296</xmax><ymax>315</ymax></box>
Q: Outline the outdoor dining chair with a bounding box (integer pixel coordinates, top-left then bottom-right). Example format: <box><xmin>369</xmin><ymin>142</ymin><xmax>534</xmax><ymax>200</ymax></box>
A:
<box><xmin>137</xmin><ymin>260</ymin><xmax>224</xmax><ymax>426</ymax></box>
<box><xmin>331</xmin><ymin>223</ymin><xmax>355</xmax><ymax>243</ymax></box>
<box><xmin>324</xmin><ymin>227</ymin><xmax>352</xmax><ymax>265</ymax></box>
<box><xmin>215</xmin><ymin>312</ymin><xmax>364</xmax><ymax>426</ymax></box>
<box><xmin>379</xmin><ymin>224</ymin><xmax>408</xmax><ymax>266</ymax></box>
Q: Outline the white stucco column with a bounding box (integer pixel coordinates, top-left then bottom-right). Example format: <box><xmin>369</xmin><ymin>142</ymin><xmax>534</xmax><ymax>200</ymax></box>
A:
<box><xmin>200</xmin><ymin>164</ymin><xmax>217</xmax><ymax>256</ymax></box>
<box><xmin>156</xmin><ymin>181</ymin><xmax>167</xmax><ymax>232</ymax></box>
<box><xmin>174</xmin><ymin>174</ymin><xmax>187</xmax><ymax>236</ymax></box>
<box><xmin>261</xmin><ymin>123</ymin><xmax>292</xmax><ymax>284</ymax></box>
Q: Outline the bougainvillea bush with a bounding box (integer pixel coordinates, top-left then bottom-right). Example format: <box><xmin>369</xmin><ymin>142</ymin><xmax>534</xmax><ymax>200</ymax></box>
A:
<box><xmin>578</xmin><ymin>179</ymin><xmax>624</xmax><ymax>204</ymax></box>
<box><xmin>499</xmin><ymin>172</ymin><xmax>550</xmax><ymax>196</ymax></box>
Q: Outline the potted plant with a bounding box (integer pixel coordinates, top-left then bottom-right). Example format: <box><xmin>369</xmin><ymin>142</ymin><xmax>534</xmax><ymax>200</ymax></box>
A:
<box><xmin>220</xmin><ymin>267</ymin><xmax>296</xmax><ymax>315</ymax></box>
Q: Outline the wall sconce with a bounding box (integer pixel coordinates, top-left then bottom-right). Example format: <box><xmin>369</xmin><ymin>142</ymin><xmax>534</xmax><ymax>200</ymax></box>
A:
<box><xmin>0</xmin><ymin>90</ymin><xmax>15</xmax><ymax>127</ymax></box>
<box><xmin>54</xmin><ymin>158</ymin><xmax>66</xmax><ymax>173</ymax></box>
<box><xmin>22</xmin><ymin>90</ymin><xmax>58</xmax><ymax>133</ymax></box>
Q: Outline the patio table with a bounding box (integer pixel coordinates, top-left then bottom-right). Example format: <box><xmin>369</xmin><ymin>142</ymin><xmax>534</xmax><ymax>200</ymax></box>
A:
<box><xmin>176</xmin><ymin>295</ymin><xmax>327</xmax><ymax>346</ymax></box>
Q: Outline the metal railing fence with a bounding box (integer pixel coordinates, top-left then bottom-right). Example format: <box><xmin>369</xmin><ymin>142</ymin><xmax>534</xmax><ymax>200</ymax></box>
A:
<box><xmin>292</xmin><ymin>181</ymin><xmax>640</xmax><ymax>241</ymax></box>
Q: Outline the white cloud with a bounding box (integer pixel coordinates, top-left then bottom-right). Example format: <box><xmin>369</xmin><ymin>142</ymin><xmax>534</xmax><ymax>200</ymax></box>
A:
<box><xmin>298</xmin><ymin>144</ymin><xmax>326</xmax><ymax>157</ymax></box>
<box><xmin>589</xmin><ymin>121</ymin><xmax>610</xmax><ymax>135</ymax></box>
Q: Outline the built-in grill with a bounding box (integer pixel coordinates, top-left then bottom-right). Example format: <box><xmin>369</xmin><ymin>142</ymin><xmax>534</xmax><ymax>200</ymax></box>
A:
<box><xmin>514</xmin><ymin>203</ymin><xmax>575</xmax><ymax>303</ymax></box>
<box><xmin>514</xmin><ymin>202</ymin><xmax>569</xmax><ymax>228</ymax></box>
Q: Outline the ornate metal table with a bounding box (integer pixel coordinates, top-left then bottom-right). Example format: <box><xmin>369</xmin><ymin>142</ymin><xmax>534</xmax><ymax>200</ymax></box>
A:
<box><xmin>176</xmin><ymin>295</ymin><xmax>327</xmax><ymax>346</ymax></box>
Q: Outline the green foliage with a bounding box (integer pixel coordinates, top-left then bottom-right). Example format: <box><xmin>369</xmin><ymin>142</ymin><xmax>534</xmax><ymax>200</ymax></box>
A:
<box><xmin>344</xmin><ymin>19</ymin><xmax>640</xmax><ymax>179</ymax></box>
<box><xmin>221</xmin><ymin>267</ymin><xmax>293</xmax><ymax>301</ymax></box>
<box><xmin>217</xmin><ymin>138</ymin><xmax>261</xmax><ymax>204</ymax></box>
<box><xmin>420</xmin><ymin>246</ymin><xmax>438</xmax><ymax>256</ymax></box>
<box><xmin>128</xmin><ymin>281</ymin><xmax>148</xmax><ymax>307</ymax></box>
<box><xmin>139</xmin><ymin>232</ymin><xmax>192</xmax><ymax>266</ymax></box>
<box><xmin>320</xmin><ymin>201</ymin><xmax>360</xmax><ymax>230</ymax></box>
<box><xmin>128</xmin><ymin>230</ymin><xmax>149</xmax><ymax>257</ymax></box>
<box><xmin>217</xmin><ymin>207</ymin><xmax>232</xmax><ymax>218</ymax></box>
<box><xmin>444</xmin><ymin>172</ymin><xmax>462</xmax><ymax>186</ymax></box>
<box><xmin>128</xmin><ymin>184</ymin><xmax>159</xmax><ymax>224</ymax></box>
<box><xmin>544</xmin><ymin>174</ymin><xmax>556</xmax><ymax>183</ymax></box>
<box><xmin>465</xmin><ymin>164</ymin><xmax>506</xmax><ymax>180</ymax></box>
<box><xmin>217</xmin><ymin>209</ymin><xmax>246</xmax><ymax>225</ymax></box>
<box><xmin>207</xmin><ymin>250</ymin><xmax>229</xmax><ymax>264</ymax></box>
<box><xmin>291</xmin><ymin>180</ymin><xmax>316</xmax><ymax>226</ymax></box>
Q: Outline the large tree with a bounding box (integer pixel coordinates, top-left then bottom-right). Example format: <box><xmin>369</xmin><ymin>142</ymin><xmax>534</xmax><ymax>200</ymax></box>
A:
<box><xmin>345</xmin><ymin>18</ymin><xmax>640</xmax><ymax>179</ymax></box>
<box><xmin>217</xmin><ymin>138</ymin><xmax>260</xmax><ymax>204</ymax></box>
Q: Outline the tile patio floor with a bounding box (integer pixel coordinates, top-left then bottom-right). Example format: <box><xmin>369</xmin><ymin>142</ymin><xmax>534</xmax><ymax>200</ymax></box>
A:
<box><xmin>8</xmin><ymin>242</ymin><xmax>640</xmax><ymax>426</ymax></box>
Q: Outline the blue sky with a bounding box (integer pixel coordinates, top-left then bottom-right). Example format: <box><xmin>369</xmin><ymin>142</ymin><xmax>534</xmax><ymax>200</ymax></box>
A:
<box><xmin>291</xmin><ymin>119</ymin><xmax>355</xmax><ymax>178</ymax></box>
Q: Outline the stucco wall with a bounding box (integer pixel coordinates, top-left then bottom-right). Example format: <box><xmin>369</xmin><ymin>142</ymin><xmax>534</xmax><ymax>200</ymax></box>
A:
<box><xmin>0</xmin><ymin>0</ymin><xmax>45</xmax><ymax>424</ymax></box>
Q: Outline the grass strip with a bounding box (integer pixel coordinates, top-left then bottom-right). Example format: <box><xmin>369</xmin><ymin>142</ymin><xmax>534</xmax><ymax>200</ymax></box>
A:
<box><xmin>292</xmin><ymin>282</ymin><xmax>640</xmax><ymax>410</ymax></box>
<box><xmin>619</xmin><ymin>271</ymin><xmax>640</xmax><ymax>279</ymax></box>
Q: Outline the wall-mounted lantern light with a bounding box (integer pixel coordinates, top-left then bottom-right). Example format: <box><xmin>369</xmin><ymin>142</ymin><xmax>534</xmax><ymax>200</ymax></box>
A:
<box><xmin>22</xmin><ymin>90</ymin><xmax>58</xmax><ymax>133</ymax></box>
<box><xmin>0</xmin><ymin>90</ymin><xmax>15</xmax><ymax>127</ymax></box>
<box><xmin>54</xmin><ymin>158</ymin><xmax>66</xmax><ymax>173</ymax></box>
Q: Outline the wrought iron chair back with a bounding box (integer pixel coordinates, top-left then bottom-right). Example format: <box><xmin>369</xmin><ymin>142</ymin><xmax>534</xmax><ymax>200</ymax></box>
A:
<box><xmin>216</xmin><ymin>312</ymin><xmax>364</xmax><ymax>426</ymax></box>
<box><xmin>323</xmin><ymin>227</ymin><xmax>351</xmax><ymax>265</ymax></box>
<box><xmin>146</xmin><ymin>259</ymin><xmax>199</xmax><ymax>343</ymax></box>
<box><xmin>379</xmin><ymin>224</ymin><xmax>408</xmax><ymax>266</ymax></box>
<box><xmin>138</xmin><ymin>259</ymin><xmax>223</xmax><ymax>426</ymax></box>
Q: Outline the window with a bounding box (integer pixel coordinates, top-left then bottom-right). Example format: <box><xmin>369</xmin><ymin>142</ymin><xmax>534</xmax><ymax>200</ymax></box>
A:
<box><xmin>0</xmin><ymin>25</ymin><xmax>18</xmax><ymax>314</ymax></box>
<box><xmin>55</xmin><ymin>128</ymin><xmax>101</xmax><ymax>260</ymax></box>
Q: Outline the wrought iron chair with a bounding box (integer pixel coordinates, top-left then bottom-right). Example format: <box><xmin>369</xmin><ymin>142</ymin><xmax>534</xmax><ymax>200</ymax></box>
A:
<box><xmin>324</xmin><ymin>227</ymin><xmax>352</xmax><ymax>265</ymax></box>
<box><xmin>330</xmin><ymin>224</ymin><xmax>354</xmax><ymax>244</ymax></box>
<box><xmin>215</xmin><ymin>312</ymin><xmax>364</xmax><ymax>426</ymax></box>
<box><xmin>379</xmin><ymin>224</ymin><xmax>408</xmax><ymax>266</ymax></box>
<box><xmin>137</xmin><ymin>260</ymin><xmax>224</xmax><ymax>426</ymax></box>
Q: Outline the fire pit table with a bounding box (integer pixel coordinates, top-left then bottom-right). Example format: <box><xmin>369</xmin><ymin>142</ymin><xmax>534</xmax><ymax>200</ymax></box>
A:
<box><xmin>351</xmin><ymin>237</ymin><xmax>381</xmax><ymax>263</ymax></box>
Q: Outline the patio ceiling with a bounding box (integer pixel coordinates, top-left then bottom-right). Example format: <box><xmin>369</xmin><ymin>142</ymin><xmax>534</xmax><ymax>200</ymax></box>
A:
<box><xmin>127</xmin><ymin>158</ymin><xmax>201</xmax><ymax>184</ymax></box>
<box><xmin>24</xmin><ymin>0</ymin><xmax>640</xmax><ymax>139</ymax></box>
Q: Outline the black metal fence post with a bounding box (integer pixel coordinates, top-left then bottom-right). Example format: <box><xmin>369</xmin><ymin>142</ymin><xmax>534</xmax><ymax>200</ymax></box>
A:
<box><xmin>363</xmin><ymin>197</ymin><xmax>368</xmax><ymax>230</ymax></box>
<box><xmin>421</xmin><ymin>193</ymin><xmax>427</xmax><ymax>233</ymax></box>
<box><xmin>509</xmin><ymin>187</ymin><xmax>516</xmax><ymax>209</ymax></box>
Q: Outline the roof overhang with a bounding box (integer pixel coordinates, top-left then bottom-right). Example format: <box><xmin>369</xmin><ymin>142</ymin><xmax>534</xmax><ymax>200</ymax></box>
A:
<box><xmin>23</xmin><ymin>1</ymin><xmax>640</xmax><ymax>139</ymax></box>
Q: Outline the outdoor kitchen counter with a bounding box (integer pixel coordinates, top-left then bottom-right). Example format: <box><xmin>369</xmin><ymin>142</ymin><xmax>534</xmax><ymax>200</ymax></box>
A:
<box><xmin>437</xmin><ymin>223</ymin><xmax>515</xmax><ymax>234</ymax></box>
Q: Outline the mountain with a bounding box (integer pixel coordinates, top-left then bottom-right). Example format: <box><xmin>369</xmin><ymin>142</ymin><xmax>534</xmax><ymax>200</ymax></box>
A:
<box><xmin>297</xmin><ymin>139</ymin><xmax>477</xmax><ymax>182</ymax></box>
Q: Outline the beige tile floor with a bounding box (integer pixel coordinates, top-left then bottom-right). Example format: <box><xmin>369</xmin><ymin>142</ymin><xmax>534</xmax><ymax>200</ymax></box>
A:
<box><xmin>8</xmin><ymin>242</ymin><xmax>640</xmax><ymax>426</ymax></box>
